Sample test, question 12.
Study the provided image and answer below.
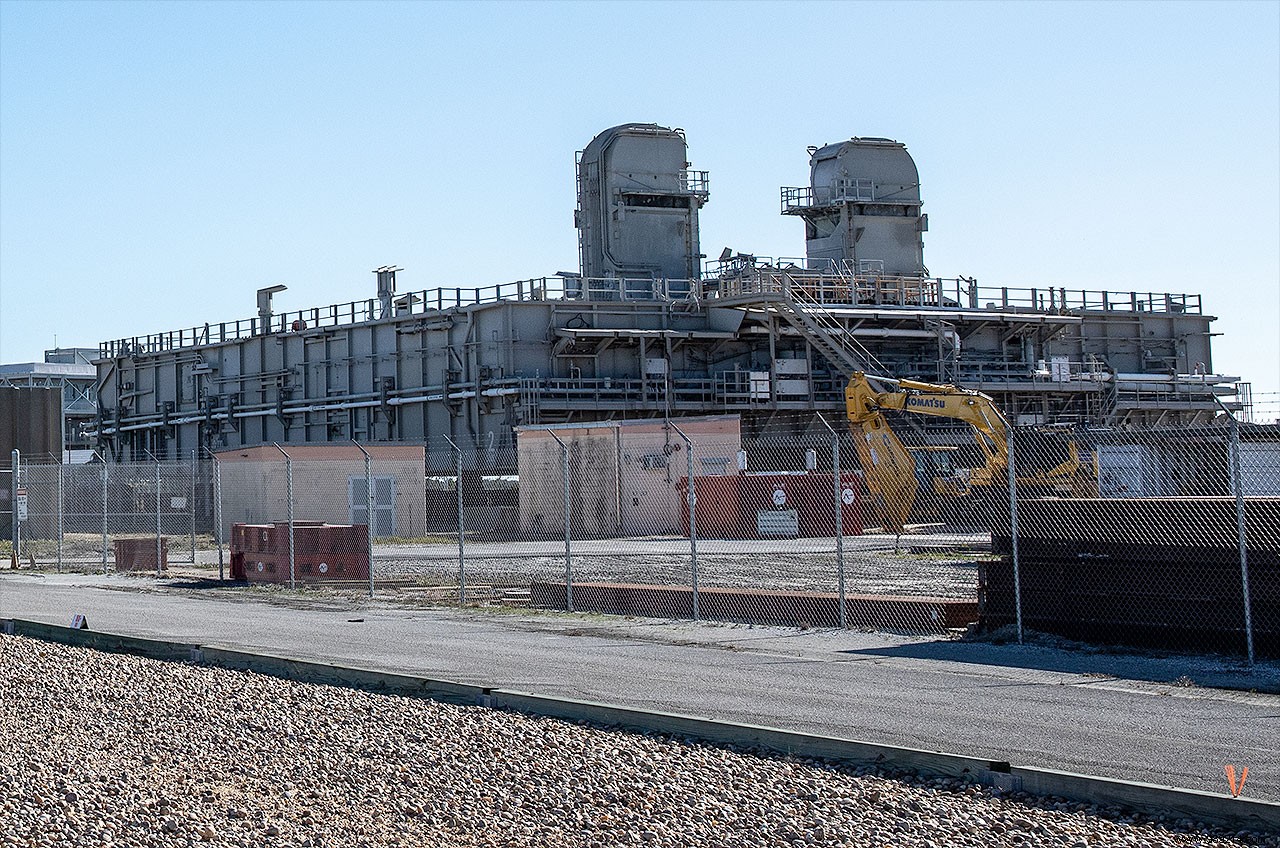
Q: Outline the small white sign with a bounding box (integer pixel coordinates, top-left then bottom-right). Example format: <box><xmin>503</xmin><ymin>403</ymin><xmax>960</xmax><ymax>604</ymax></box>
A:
<box><xmin>771</xmin><ymin>488</ymin><xmax>787</xmax><ymax>508</ymax></box>
<box><xmin>757</xmin><ymin>509</ymin><xmax>799</xmax><ymax>537</ymax></box>
<box><xmin>71</xmin><ymin>614</ymin><xmax>89</xmax><ymax>630</ymax></box>
<box><xmin>169</xmin><ymin>497</ymin><xmax>187</xmax><ymax>510</ymax></box>
<box><xmin>841</xmin><ymin>488</ymin><xmax>856</xmax><ymax>506</ymax></box>
<box><xmin>15</xmin><ymin>488</ymin><xmax>27</xmax><ymax>521</ymax></box>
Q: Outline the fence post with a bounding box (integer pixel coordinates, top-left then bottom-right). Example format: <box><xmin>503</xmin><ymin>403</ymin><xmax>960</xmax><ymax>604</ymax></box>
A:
<box><xmin>818</xmin><ymin>414</ymin><xmax>847</xmax><ymax>628</ymax></box>
<box><xmin>274</xmin><ymin>444</ymin><xmax>295</xmax><ymax>590</ymax></box>
<box><xmin>100</xmin><ymin>456</ymin><xmax>109</xmax><ymax>574</ymax></box>
<box><xmin>190</xmin><ymin>449</ymin><xmax>197</xmax><ymax>566</ymax></box>
<box><xmin>1006</xmin><ymin>426</ymin><xmax>1023</xmax><ymax>645</ymax></box>
<box><xmin>351</xmin><ymin>441</ymin><xmax>375</xmax><ymax>599</ymax></box>
<box><xmin>56</xmin><ymin>463</ymin><xmax>64</xmax><ymax>573</ymax></box>
<box><xmin>547</xmin><ymin>431</ymin><xmax>573</xmax><ymax>613</ymax></box>
<box><xmin>668</xmin><ymin>422</ymin><xmax>698</xmax><ymax>622</ymax></box>
<box><xmin>443</xmin><ymin>436</ymin><xmax>465</xmax><ymax>606</ymax></box>
<box><xmin>152</xmin><ymin>452</ymin><xmax>163</xmax><ymax>578</ymax></box>
<box><xmin>1228</xmin><ymin>414</ymin><xmax>1255</xmax><ymax>666</ymax></box>
<box><xmin>210</xmin><ymin>451</ymin><xmax>224</xmax><ymax>581</ymax></box>
<box><xmin>10</xmin><ymin>449</ymin><xmax>19</xmax><ymax>568</ymax></box>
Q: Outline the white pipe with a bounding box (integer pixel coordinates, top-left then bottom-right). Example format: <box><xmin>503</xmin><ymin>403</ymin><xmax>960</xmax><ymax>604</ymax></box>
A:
<box><xmin>101</xmin><ymin>386</ymin><xmax>522</xmax><ymax>434</ymax></box>
<box><xmin>387</xmin><ymin>393</ymin><xmax>445</xmax><ymax>405</ymax></box>
<box><xmin>1114</xmin><ymin>373</ymin><xmax>1239</xmax><ymax>384</ymax></box>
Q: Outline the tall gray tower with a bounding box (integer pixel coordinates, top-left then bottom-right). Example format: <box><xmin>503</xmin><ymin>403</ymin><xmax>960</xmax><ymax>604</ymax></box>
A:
<box><xmin>575</xmin><ymin>124</ymin><xmax>710</xmax><ymax>285</ymax></box>
<box><xmin>781</xmin><ymin>137</ymin><xmax>926</xmax><ymax>276</ymax></box>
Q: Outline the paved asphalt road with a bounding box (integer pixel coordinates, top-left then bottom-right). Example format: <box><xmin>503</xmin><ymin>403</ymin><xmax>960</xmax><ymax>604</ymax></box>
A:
<box><xmin>1</xmin><ymin>571</ymin><xmax>1277</xmax><ymax>802</ymax></box>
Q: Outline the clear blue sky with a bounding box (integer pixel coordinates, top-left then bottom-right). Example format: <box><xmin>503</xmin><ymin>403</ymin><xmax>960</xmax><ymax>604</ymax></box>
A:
<box><xmin>2</xmin><ymin>0</ymin><xmax>1277</xmax><ymax>412</ymax></box>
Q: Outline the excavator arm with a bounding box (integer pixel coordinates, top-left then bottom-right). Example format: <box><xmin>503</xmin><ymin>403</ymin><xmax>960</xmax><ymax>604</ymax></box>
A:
<box><xmin>845</xmin><ymin>371</ymin><xmax>1091</xmax><ymax>533</ymax></box>
<box><xmin>845</xmin><ymin>390</ymin><xmax>921</xmax><ymax>536</ymax></box>
<box><xmin>845</xmin><ymin>372</ymin><xmax>1012</xmax><ymax>533</ymax></box>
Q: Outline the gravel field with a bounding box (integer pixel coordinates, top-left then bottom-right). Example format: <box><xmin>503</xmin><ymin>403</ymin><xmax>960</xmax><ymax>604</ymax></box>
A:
<box><xmin>373</xmin><ymin>552</ymin><xmax>981</xmax><ymax>599</ymax></box>
<box><xmin>1</xmin><ymin>635</ymin><xmax>1273</xmax><ymax>848</ymax></box>
<box><xmin>26</xmin><ymin>535</ymin><xmax>986</xmax><ymax>600</ymax></box>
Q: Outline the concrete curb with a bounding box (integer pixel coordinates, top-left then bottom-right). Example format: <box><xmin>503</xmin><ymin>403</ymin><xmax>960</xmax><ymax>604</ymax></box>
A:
<box><xmin>3</xmin><ymin>618</ymin><xmax>1276</xmax><ymax>833</ymax></box>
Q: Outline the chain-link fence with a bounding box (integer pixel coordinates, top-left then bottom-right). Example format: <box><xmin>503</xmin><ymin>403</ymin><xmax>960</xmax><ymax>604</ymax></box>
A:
<box><xmin>2</xmin><ymin>450</ymin><xmax>208</xmax><ymax>573</ymax></box>
<box><xmin>988</xmin><ymin>420</ymin><xmax>1277</xmax><ymax>664</ymax></box>
<box><xmin>2</xmin><ymin>417</ymin><xmax>1275</xmax><ymax>661</ymax></box>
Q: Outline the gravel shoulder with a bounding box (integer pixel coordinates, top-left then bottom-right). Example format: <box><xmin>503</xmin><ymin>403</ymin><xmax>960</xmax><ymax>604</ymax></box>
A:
<box><xmin>3</xmin><ymin>570</ymin><xmax>1278</xmax><ymax>807</ymax></box>
<box><xmin>2</xmin><ymin>634</ymin><xmax>1274</xmax><ymax>848</ymax></box>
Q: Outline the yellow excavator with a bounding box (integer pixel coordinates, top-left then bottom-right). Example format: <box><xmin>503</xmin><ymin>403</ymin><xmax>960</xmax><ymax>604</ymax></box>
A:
<box><xmin>845</xmin><ymin>371</ymin><xmax>1093</xmax><ymax>533</ymax></box>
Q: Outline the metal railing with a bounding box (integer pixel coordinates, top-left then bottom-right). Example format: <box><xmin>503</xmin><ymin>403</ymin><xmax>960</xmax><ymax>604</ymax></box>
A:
<box><xmin>705</xmin><ymin>265</ymin><xmax>1204</xmax><ymax>315</ymax></box>
<box><xmin>781</xmin><ymin>180</ymin><xmax>887</xmax><ymax>212</ymax></box>
<box><xmin>771</xmin><ymin>270</ymin><xmax>884</xmax><ymax>375</ymax></box>
<box><xmin>679</xmin><ymin>169</ymin><xmax>710</xmax><ymax>195</ymax></box>
<box><xmin>97</xmin><ymin>270</ymin><xmax>1205</xmax><ymax>360</ymax></box>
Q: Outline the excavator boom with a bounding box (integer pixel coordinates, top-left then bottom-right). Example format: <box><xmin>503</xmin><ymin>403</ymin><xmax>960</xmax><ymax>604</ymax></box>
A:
<box><xmin>845</xmin><ymin>371</ymin><xmax>1089</xmax><ymax>533</ymax></box>
<box><xmin>846</xmin><ymin>372</ymin><xmax>1010</xmax><ymax>533</ymax></box>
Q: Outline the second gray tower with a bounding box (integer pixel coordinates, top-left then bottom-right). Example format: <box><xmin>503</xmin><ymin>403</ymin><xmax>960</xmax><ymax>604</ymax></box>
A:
<box><xmin>781</xmin><ymin>137</ymin><xmax>926</xmax><ymax>277</ymax></box>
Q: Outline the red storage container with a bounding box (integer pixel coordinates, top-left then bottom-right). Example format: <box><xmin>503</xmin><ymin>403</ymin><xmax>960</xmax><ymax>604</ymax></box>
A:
<box><xmin>738</xmin><ymin>472</ymin><xmax>799</xmax><ymax>538</ymax></box>
<box><xmin>230</xmin><ymin>522</ymin><xmax>370</xmax><ymax>583</ymax></box>
<box><xmin>683</xmin><ymin>471</ymin><xmax>863</xmax><ymax>539</ymax></box>
<box><xmin>112</xmin><ymin>537</ymin><xmax>168</xmax><ymax>572</ymax></box>
<box><xmin>790</xmin><ymin>472</ymin><xmax>863</xmax><ymax>537</ymax></box>
<box><xmin>679</xmin><ymin>475</ymin><xmax>745</xmax><ymax>538</ymax></box>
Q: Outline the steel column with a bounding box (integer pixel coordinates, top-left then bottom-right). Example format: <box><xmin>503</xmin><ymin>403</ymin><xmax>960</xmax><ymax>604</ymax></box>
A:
<box><xmin>274</xmin><ymin>444</ymin><xmax>295</xmax><ymax>590</ymax></box>
<box><xmin>669</xmin><ymin>422</ymin><xmax>698</xmax><ymax>622</ymax></box>
<box><xmin>100</xmin><ymin>457</ymin><xmax>108</xmax><ymax>574</ymax></box>
<box><xmin>352</xmin><ymin>441</ymin><xmax>375</xmax><ymax>598</ymax></box>
<box><xmin>818</xmin><ymin>413</ymin><xmax>846</xmax><ymax>628</ymax></box>
<box><xmin>547</xmin><ymin>431</ymin><xmax>573</xmax><ymax>613</ymax></box>
<box><xmin>10</xmin><ymin>449</ymin><xmax>19</xmax><ymax>568</ymax></box>
<box><xmin>443</xmin><ymin>436</ymin><xmax>465</xmax><ymax>606</ymax></box>
<box><xmin>56</xmin><ymin>464</ymin><xmax>63</xmax><ymax>572</ymax></box>
<box><xmin>211</xmin><ymin>451</ymin><xmax>224</xmax><ymax>581</ymax></box>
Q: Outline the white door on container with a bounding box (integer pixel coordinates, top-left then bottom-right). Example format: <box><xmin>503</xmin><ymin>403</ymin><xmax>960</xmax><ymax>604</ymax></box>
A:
<box><xmin>349</xmin><ymin>476</ymin><xmax>396</xmax><ymax>536</ymax></box>
<box><xmin>1241</xmin><ymin>444</ymin><xmax>1280</xmax><ymax>495</ymax></box>
<box><xmin>1097</xmin><ymin>445</ymin><xmax>1150</xmax><ymax>497</ymax></box>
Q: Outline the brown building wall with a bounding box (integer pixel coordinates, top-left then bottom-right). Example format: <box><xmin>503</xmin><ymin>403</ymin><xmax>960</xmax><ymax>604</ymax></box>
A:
<box><xmin>214</xmin><ymin>445</ymin><xmax>426</xmax><ymax>538</ymax></box>
<box><xmin>516</xmin><ymin>417</ymin><xmax>742</xmax><ymax>539</ymax></box>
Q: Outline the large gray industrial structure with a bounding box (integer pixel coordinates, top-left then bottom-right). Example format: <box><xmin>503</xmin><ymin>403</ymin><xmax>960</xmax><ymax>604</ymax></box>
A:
<box><xmin>93</xmin><ymin>124</ymin><xmax>1238</xmax><ymax>465</ymax></box>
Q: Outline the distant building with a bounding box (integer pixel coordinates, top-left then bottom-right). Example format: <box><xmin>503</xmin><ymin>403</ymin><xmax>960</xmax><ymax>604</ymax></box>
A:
<box><xmin>0</xmin><ymin>348</ymin><xmax>97</xmax><ymax>460</ymax></box>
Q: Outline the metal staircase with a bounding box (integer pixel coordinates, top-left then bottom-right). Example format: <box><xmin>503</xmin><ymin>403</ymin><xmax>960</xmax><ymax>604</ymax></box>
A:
<box><xmin>707</xmin><ymin>264</ymin><xmax>885</xmax><ymax>377</ymax></box>
<box><xmin>769</xmin><ymin>270</ymin><xmax>885</xmax><ymax>377</ymax></box>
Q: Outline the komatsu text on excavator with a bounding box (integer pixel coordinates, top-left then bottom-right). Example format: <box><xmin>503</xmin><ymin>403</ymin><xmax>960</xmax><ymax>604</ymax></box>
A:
<box><xmin>845</xmin><ymin>372</ymin><xmax>1094</xmax><ymax>533</ymax></box>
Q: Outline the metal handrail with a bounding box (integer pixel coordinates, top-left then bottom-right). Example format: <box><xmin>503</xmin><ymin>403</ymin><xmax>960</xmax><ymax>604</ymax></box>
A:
<box><xmin>776</xmin><ymin>269</ymin><xmax>885</xmax><ymax>374</ymax></box>
<box><xmin>679</xmin><ymin>170</ymin><xmax>710</xmax><ymax>195</ymax></box>
<box><xmin>97</xmin><ymin>269</ymin><xmax>1206</xmax><ymax>360</ymax></box>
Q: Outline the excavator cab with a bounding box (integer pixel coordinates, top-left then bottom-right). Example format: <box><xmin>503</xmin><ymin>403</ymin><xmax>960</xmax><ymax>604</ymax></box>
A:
<box><xmin>910</xmin><ymin>446</ymin><xmax>968</xmax><ymax>509</ymax></box>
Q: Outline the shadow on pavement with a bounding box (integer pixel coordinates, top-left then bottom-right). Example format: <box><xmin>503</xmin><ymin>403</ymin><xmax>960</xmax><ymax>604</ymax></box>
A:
<box><xmin>839</xmin><ymin>637</ymin><xmax>1280</xmax><ymax>694</ymax></box>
